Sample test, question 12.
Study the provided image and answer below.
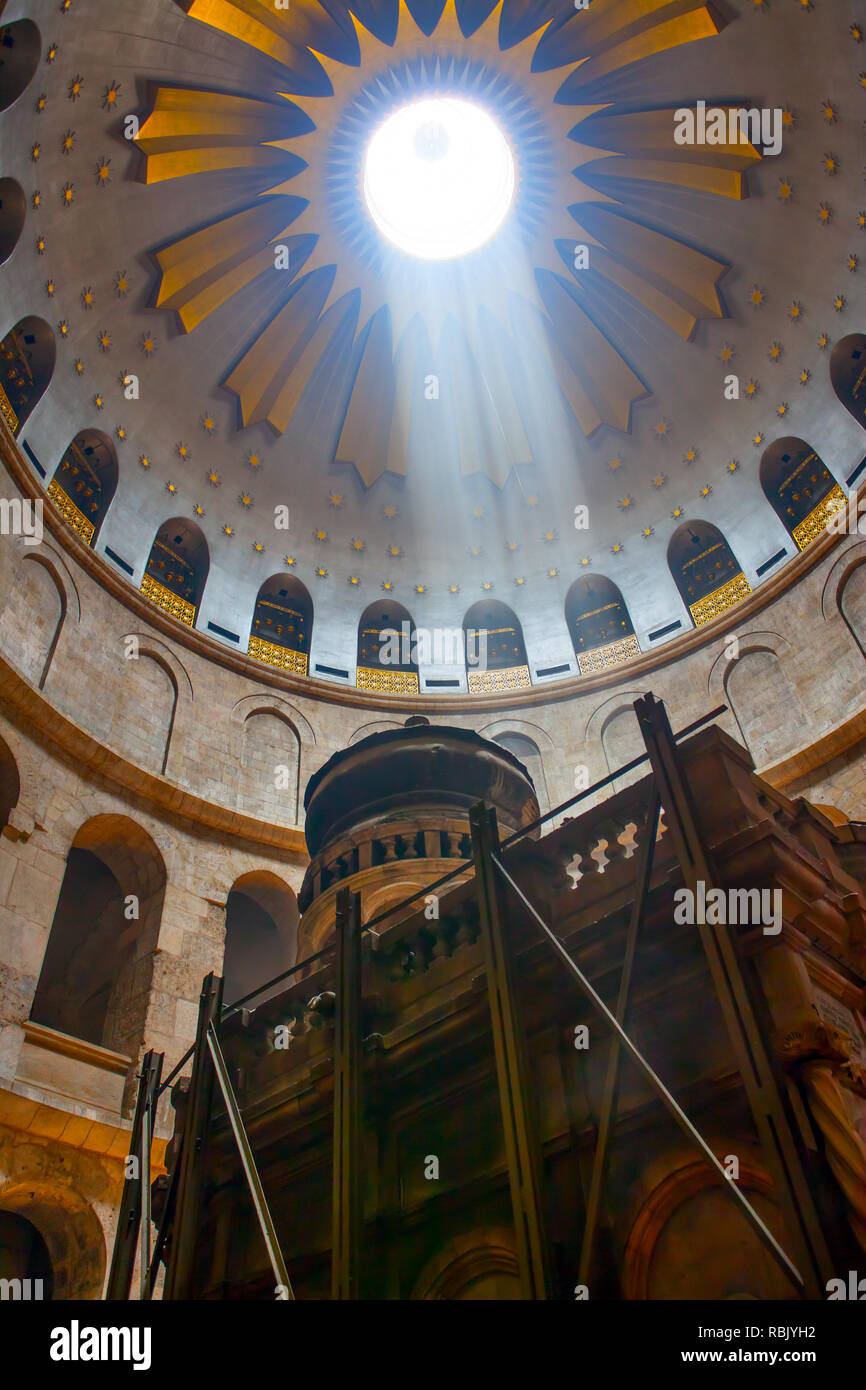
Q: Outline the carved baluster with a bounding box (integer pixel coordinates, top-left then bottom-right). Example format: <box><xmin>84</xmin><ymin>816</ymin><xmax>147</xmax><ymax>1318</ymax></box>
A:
<box><xmin>429</xmin><ymin>918</ymin><xmax>453</xmax><ymax>962</ymax></box>
<box><xmin>617</xmin><ymin>820</ymin><xmax>639</xmax><ymax>859</ymax></box>
<box><xmin>579</xmin><ymin>832</ymin><xmax>604</xmax><ymax>879</ymax></box>
<box><xmin>385</xmin><ymin>940</ymin><xmax>414</xmax><ymax>981</ymax></box>
<box><xmin>306</xmin><ymin>990</ymin><xmax>335</xmax><ymax>1029</ymax></box>
<box><xmin>597</xmin><ymin>818</ymin><xmax>626</xmax><ymax>871</ymax></box>
<box><xmin>410</xmin><ymin>929</ymin><xmax>436</xmax><ymax>973</ymax></box>
<box><xmin>406</xmin><ymin>931</ymin><xmax>424</xmax><ymax>973</ymax></box>
<box><xmin>454</xmin><ymin>907</ymin><xmax>479</xmax><ymax>949</ymax></box>
<box><xmin>562</xmin><ymin>847</ymin><xmax>586</xmax><ymax>890</ymax></box>
<box><xmin>287</xmin><ymin>1000</ymin><xmax>311</xmax><ymax>1041</ymax></box>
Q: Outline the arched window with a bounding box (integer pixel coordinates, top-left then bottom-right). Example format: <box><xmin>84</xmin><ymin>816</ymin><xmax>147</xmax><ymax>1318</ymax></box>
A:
<box><xmin>356</xmin><ymin>599</ymin><xmax>419</xmax><ymax>693</ymax></box>
<box><xmin>48</xmin><ymin>430</ymin><xmax>118</xmax><ymax>546</ymax></box>
<box><xmin>30</xmin><ymin>816</ymin><xmax>166</xmax><ymax>1063</ymax></box>
<box><xmin>725</xmin><ymin>646</ymin><xmax>805</xmax><ymax>767</ymax></box>
<box><xmin>668</xmin><ymin>520</ymin><xmax>750</xmax><ymax>627</ymax></box>
<box><xmin>565</xmin><ymin>574</ymin><xmax>639</xmax><ymax>675</ymax></box>
<box><xmin>0</xmin><ymin>316</ymin><xmax>55</xmax><ymax>435</ymax></box>
<box><xmin>0</xmin><ymin>178</ymin><xmax>26</xmax><ymax>265</ymax></box>
<box><xmin>0</xmin><ymin>20</ymin><xmax>41</xmax><ymax>114</ymax></box>
<box><xmin>0</xmin><ymin>1193</ymin><xmax>102</xmax><ymax>1300</ymax></box>
<box><xmin>0</xmin><ymin>732</ymin><xmax>19</xmax><ymax>833</ymax></box>
<box><xmin>238</xmin><ymin>710</ymin><xmax>301</xmax><ymax>824</ymax></box>
<box><xmin>141</xmin><ymin>517</ymin><xmax>209</xmax><ymax>626</ymax></box>
<box><xmin>830</xmin><ymin>333</ymin><xmax>866</xmax><ymax>432</ymax></box>
<box><xmin>0</xmin><ymin>1212</ymin><xmax>53</xmax><ymax>1300</ymax></box>
<box><xmin>223</xmin><ymin>872</ymin><xmax>299</xmax><ymax>1006</ymax></box>
<box><xmin>601</xmin><ymin>703</ymin><xmax>647</xmax><ymax>791</ymax></box>
<box><xmin>839</xmin><ymin>560</ymin><xmax>866</xmax><ymax>661</ymax></box>
<box><xmin>0</xmin><ymin>552</ymin><xmax>65</xmax><ymax>689</ymax></box>
<box><xmin>759</xmin><ymin>436</ymin><xmax>845</xmax><ymax>550</ymax></box>
<box><xmin>410</xmin><ymin>1228</ymin><xmax>520</xmax><ymax>1300</ymax></box>
<box><xmin>491</xmin><ymin>732</ymin><xmax>549</xmax><ymax>812</ymax></box>
<box><xmin>462</xmin><ymin>600</ymin><xmax>530</xmax><ymax>693</ymax></box>
<box><xmin>248</xmin><ymin>574</ymin><xmax>312</xmax><ymax>675</ymax></box>
<box><xmin>112</xmin><ymin>650</ymin><xmax>178</xmax><ymax>777</ymax></box>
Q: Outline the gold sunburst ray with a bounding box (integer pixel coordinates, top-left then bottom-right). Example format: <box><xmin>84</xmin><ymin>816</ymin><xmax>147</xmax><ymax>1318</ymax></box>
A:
<box><xmin>137</xmin><ymin>0</ymin><xmax>758</xmax><ymax>486</ymax></box>
<box><xmin>277</xmin><ymin>0</ymin><xmax>618</xmax><ymax>326</ymax></box>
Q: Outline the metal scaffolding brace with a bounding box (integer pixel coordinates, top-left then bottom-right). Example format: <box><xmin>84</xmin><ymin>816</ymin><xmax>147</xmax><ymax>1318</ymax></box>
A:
<box><xmin>471</xmin><ymin>693</ymin><xmax>833</xmax><ymax>1300</ymax></box>
<box><xmin>108</xmin><ymin>973</ymin><xmax>292</xmax><ymax>1301</ymax></box>
<box><xmin>107</xmin><ymin>694</ymin><xmax>835</xmax><ymax>1301</ymax></box>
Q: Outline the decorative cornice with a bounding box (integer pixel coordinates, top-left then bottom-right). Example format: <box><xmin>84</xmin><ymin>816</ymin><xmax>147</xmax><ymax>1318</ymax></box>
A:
<box><xmin>22</xmin><ymin>1019</ymin><xmax>130</xmax><ymax>1074</ymax></box>
<box><xmin>761</xmin><ymin>705</ymin><xmax>866</xmax><ymax>790</ymax></box>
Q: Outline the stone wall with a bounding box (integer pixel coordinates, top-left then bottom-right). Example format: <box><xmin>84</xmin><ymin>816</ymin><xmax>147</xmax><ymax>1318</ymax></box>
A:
<box><xmin>3</xmin><ymin>489</ymin><xmax>866</xmax><ymax>836</ymax></box>
<box><xmin>2</xmin><ymin>440</ymin><xmax>866</xmax><ymax>1293</ymax></box>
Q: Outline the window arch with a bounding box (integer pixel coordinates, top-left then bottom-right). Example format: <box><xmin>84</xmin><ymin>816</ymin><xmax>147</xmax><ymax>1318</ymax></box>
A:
<box><xmin>30</xmin><ymin>815</ymin><xmax>167</xmax><ymax>1065</ymax></box>
<box><xmin>622</xmin><ymin>1160</ymin><xmax>791</xmax><ymax>1300</ymax></box>
<box><xmin>0</xmin><ymin>732</ymin><xmax>19</xmax><ymax>833</ymax></box>
<box><xmin>491</xmin><ymin>732</ymin><xmax>549</xmax><ymax>812</ymax></box>
<box><xmin>830</xmin><ymin>333</ymin><xmax>866</xmax><ymax>432</ymax></box>
<box><xmin>462</xmin><ymin>599</ymin><xmax>530</xmax><ymax>693</ymax></box>
<box><xmin>836</xmin><ymin>556</ymin><xmax>866</xmax><ymax>664</ymax></box>
<box><xmin>141</xmin><ymin>517</ymin><xmax>209</xmax><ymax>626</ymax></box>
<box><xmin>0</xmin><ymin>178</ymin><xmax>26</xmax><ymax>265</ymax></box>
<box><xmin>0</xmin><ymin>20</ymin><xmax>41</xmax><ymax>114</ymax></box>
<box><xmin>0</xmin><ymin>316</ymin><xmax>55</xmax><ymax>435</ymax></box>
<box><xmin>759</xmin><ymin>436</ymin><xmax>845</xmax><ymax>550</ymax></box>
<box><xmin>48</xmin><ymin>430</ymin><xmax>118</xmax><ymax>546</ymax></box>
<box><xmin>668</xmin><ymin>520</ymin><xmax>750</xmax><ymax>627</ymax></box>
<box><xmin>724</xmin><ymin>643</ymin><xmax>806</xmax><ymax>767</ymax></box>
<box><xmin>248</xmin><ymin>574</ymin><xmax>312</xmax><ymax>675</ymax></box>
<box><xmin>410</xmin><ymin>1228</ymin><xmax>520</xmax><ymax>1299</ymax></box>
<box><xmin>223</xmin><ymin>871</ymin><xmax>298</xmax><ymax>1007</ymax></box>
<box><xmin>356</xmin><ymin>599</ymin><xmax>419</xmax><ymax>693</ymax></box>
<box><xmin>0</xmin><ymin>553</ymin><xmax>66</xmax><ymax>690</ymax></box>
<box><xmin>113</xmin><ymin>650</ymin><xmax>178</xmax><ymax>776</ymax></box>
<box><xmin>600</xmin><ymin>702</ymin><xmax>648</xmax><ymax>791</ymax></box>
<box><xmin>0</xmin><ymin>1211</ymin><xmax>53</xmax><ymax>1300</ymax></box>
<box><xmin>0</xmin><ymin>1188</ymin><xmax>104</xmax><ymax>1300</ymax></box>
<box><xmin>565</xmin><ymin>574</ymin><xmax>639</xmax><ymax>675</ymax></box>
<box><xmin>238</xmin><ymin>710</ymin><xmax>301</xmax><ymax>824</ymax></box>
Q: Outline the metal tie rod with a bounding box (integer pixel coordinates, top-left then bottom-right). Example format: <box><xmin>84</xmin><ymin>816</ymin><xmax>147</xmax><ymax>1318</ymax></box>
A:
<box><xmin>490</xmin><ymin>853</ymin><xmax>805</xmax><ymax>1292</ymax></box>
<box><xmin>206</xmin><ymin>1023</ymin><xmax>294</xmax><ymax>1300</ymax></box>
<box><xmin>140</xmin><ymin>1096</ymin><xmax>151</xmax><ymax>1302</ymax></box>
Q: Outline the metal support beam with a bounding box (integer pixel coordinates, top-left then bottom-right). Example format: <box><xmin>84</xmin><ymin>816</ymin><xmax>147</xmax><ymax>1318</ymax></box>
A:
<box><xmin>163</xmin><ymin>972</ymin><xmax>222</xmax><ymax>1300</ymax></box>
<box><xmin>105</xmin><ymin>1049</ymin><xmax>163</xmax><ymax>1300</ymax></box>
<box><xmin>578</xmin><ymin>791</ymin><xmax>660</xmax><ymax>1288</ymax></box>
<box><xmin>470</xmin><ymin>802</ymin><xmax>550</xmax><ymax>1300</ymax></box>
<box><xmin>492</xmin><ymin>853</ymin><xmax>804</xmax><ymax>1291</ymax></box>
<box><xmin>633</xmin><ymin>693</ymin><xmax>834</xmax><ymax>1298</ymax></box>
<box><xmin>206</xmin><ymin>1022</ymin><xmax>293</xmax><ymax>1298</ymax></box>
<box><xmin>331</xmin><ymin>887</ymin><xmax>363</xmax><ymax>1300</ymax></box>
<box><xmin>140</xmin><ymin>1085</ymin><xmax>152</xmax><ymax>1301</ymax></box>
<box><xmin>143</xmin><ymin>1120</ymin><xmax>180</xmax><ymax>1300</ymax></box>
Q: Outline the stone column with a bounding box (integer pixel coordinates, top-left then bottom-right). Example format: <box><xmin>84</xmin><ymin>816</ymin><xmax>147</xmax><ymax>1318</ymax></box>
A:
<box><xmin>757</xmin><ymin>944</ymin><xmax>866</xmax><ymax>1253</ymax></box>
<box><xmin>800</xmin><ymin>1060</ymin><xmax>866</xmax><ymax>1252</ymax></box>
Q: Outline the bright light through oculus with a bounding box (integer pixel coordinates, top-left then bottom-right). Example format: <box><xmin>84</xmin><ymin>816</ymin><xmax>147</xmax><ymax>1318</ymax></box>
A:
<box><xmin>363</xmin><ymin>98</ymin><xmax>515</xmax><ymax>261</ymax></box>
